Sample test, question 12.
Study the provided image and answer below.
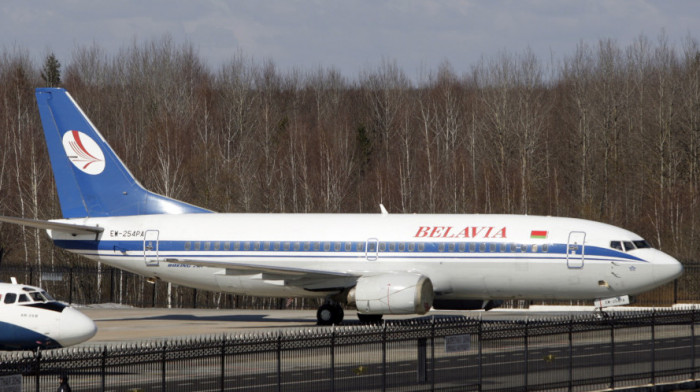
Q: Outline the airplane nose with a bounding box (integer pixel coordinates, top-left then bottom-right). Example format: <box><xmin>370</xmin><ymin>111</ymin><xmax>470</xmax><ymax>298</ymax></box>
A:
<box><xmin>58</xmin><ymin>306</ymin><xmax>97</xmax><ymax>347</ymax></box>
<box><xmin>652</xmin><ymin>251</ymin><xmax>684</xmax><ymax>285</ymax></box>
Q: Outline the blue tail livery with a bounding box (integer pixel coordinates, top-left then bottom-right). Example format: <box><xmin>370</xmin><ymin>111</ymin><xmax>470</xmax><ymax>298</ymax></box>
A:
<box><xmin>35</xmin><ymin>88</ymin><xmax>210</xmax><ymax>218</ymax></box>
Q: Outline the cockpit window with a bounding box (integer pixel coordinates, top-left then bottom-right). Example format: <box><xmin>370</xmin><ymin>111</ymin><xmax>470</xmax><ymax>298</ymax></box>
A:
<box><xmin>29</xmin><ymin>292</ymin><xmax>48</xmax><ymax>302</ymax></box>
<box><xmin>610</xmin><ymin>241</ymin><xmax>623</xmax><ymax>251</ymax></box>
<box><xmin>41</xmin><ymin>291</ymin><xmax>55</xmax><ymax>301</ymax></box>
<box><xmin>17</xmin><ymin>294</ymin><xmax>30</xmax><ymax>303</ymax></box>
<box><xmin>634</xmin><ymin>240</ymin><xmax>651</xmax><ymax>249</ymax></box>
<box><xmin>623</xmin><ymin>241</ymin><xmax>635</xmax><ymax>251</ymax></box>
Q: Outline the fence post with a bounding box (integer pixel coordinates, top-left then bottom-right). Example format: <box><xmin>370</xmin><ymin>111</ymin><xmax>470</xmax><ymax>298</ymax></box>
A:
<box><xmin>277</xmin><ymin>333</ymin><xmax>282</xmax><ymax>392</ymax></box>
<box><xmin>102</xmin><ymin>345</ymin><xmax>107</xmax><ymax>391</ymax></box>
<box><xmin>220</xmin><ymin>334</ymin><xmax>226</xmax><ymax>392</ymax></box>
<box><xmin>568</xmin><ymin>316</ymin><xmax>573</xmax><ymax>392</ymax></box>
<box><xmin>524</xmin><ymin>318</ymin><xmax>529</xmax><ymax>389</ymax></box>
<box><xmin>431</xmin><ymin>316</ymin><xmax>436</xmax><ymax>392</ymax></box>
<box><xmin>382</xmin><ymin>322</ymin><xmax>387</xmax><ymax>392</ymax></box>
<box><xmin>161</xmin><ymin>342</ymin><xmax>167</xmax><ymax>390</ymax></box>
<box><xmin>651</xmin><ymin>309</ymin><xmax>656</xmax><ymax>385</ymax></box>
<box><xmin>692</xmin><ymin>308</ymin><xmax>696</xmax><ymax>381</ymax></box>
<box><xmin>610</xmin><ymin>313</ymin><xmax>615</xmax><ymax>390</ymax></box>
<box><xmin>34</xmin><ymin>348</ymin><xmax>41</xmax><ymax>392</ymax></box>
<box><xmin>331</xmin><ymin>326</ymin><xmax>336</xmax><ymax>392</ymax></box>
<box><xmin>478</xmin><ymin>315</ymin><xmax>483</xmax><ymax>392</ymax></box>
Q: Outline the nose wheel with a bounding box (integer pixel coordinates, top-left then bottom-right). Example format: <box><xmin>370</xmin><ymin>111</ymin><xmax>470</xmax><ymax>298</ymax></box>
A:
<box><xmin>317</xmin><ymin>303</ymin><xmax>344</xmax><ymax>325</ymax></box>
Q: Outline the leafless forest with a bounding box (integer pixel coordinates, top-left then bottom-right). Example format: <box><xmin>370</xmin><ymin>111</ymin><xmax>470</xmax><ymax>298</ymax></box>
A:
<box><xmin>1</xmin><ymin>34</ymin><xmax>699</xmax><ymax>306</ymax></box>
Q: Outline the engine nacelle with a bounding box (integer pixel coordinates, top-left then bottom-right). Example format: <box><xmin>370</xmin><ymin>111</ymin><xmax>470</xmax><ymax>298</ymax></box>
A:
<box><xmin>348</xmin><ymin>274</ymin><xmax>434</xmax><ymax>315</ymax></box>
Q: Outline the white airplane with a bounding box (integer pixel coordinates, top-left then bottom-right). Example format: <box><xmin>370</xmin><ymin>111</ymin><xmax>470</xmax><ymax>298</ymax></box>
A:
<box><xmin>0</xmin><ymin>278</ymin><xmax>97</xmax><ymax>350</ymax></box>
<box><xmin>0</xmin><ymin>88</ymin><xmax>684</xmax><ymax>325</ymax></box>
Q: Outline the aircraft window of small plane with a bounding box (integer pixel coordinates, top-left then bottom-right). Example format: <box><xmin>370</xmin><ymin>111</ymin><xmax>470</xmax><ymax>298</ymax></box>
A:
<box><xmin>324</xmin><ymin>242</ymin><xmax>331</xmax><ymax>251</ymax></box>
<box><xmin>284</xmin><ymin>242</ymin><xmax>290</xmax><ymax>251</ymax></box>
<box><xmin>446</xmin><ymin>243</ymin><xmax>453</xmax><ymax>252</ymax></box>
<box><xmin>344</xmin><ymin>242</ymin><xmax>351</xmax><ymax>251</ymax></box>
<box><xmin>214</xmin><ymin>242</ymin><xmax>220</xmax><ymax>251</ymax></box>
<box><xmin>409</xmin><ymin>243</ymin><xmax>416</xmax><ymax>252</ymax></box>
<box><xmin>18</xmin><ymin>294</ymin><xmax>30</xmax><ymax>303</ymax></box>
<box><xmin>334</xmin><ymin>242</ymin><xmax>341</xmax><ymax>251</ymax></box>
<box><xmin>459</xmin><ymin>243</ymin><xmax>465</xmax><ymax>252</ymax></box>
<box><xmin>304</xmin><ymin>242</ymin><xmax>310</xmax><ymax>251</ymax></box>
<box><xmin>399</xmin><ymin>243</ymin><xmax>405</xmax><ymax>252</ymax></box>
<box><xmin>262</xmin><ymin>242</ymin><xmax>269</xmax><ymax>251</ymax></box>
<box><xmin>204</xmin><ymin>242</ymin><xmax>211</xmax><ymax>251</ymax></box>
<box><xmin>479</xmin><ymin>243</ymin><xmax>486</xmax><ymax>252</ymax></box>
<box><xmin>418</xmin><ymin>243</ymin><xmax>425</xmax><ymax>252</ymax></box>
<box><xmin>313</xmin><ymin>242</ymin><xmax>320</xmax><ymax>251</ymax></box>
<box><xmin>185</xmin><ymin>242</ymin><xmax>191</xmax><ymax>250</ymax></box>
<box><xmin>41</xmin><ymin>291</ymin><xmax>55</xmax><ymax>301</ymax></box>
<box><xmin>436</xmin><ymin>243</ymin><xmax>443</xmax><ymax>252</ymax></box>
<box><xmin>634</xmin><ymin>240</ymin><xmax>651</xmax><ymax>249</ymax></box>
<box><xmin>29</xmin><ymin>292</ymin><xmax>46</xmax><ymax>302</ymax></box>
<box><xmin>379</xmin><ymin>243</ymin><xmax>387</xmax><ymax>252</ymax></box>
<box><xmin>489</xmin><ymin>243</ymin><xmax>496</xmax><ymax>252</ymax></box>
<box><xmin>389</xmin><ymin>243</ymin><xmax>396</xmax><ymax>252</ymax></box>
<box><xmin>500</xmin><ymin>243</ymin><xmax>506</xmax><ymax>252</ymax></box>
<box><xmin>253</xmin><ymin>242</ymin><xmax>260</xmax><ymax>251</ymax></box>
<box><xmin>224</xmin><ymin>242</ymin><xmax>231</xmax><ymax>251</ymax></box>
<box><xmin>542</xmin><ymin>244</ymin><xmax>549</xmax><ymax>252</ymax></box>
<box><xmin>194</xmin><ymin>242</ymin><xmax>201</xmax><ymax>251</ymax></box>
<box><xmin>272</xmin><ymin>242</ymin><xmax>279</xmax><ymax>251</ymax></box>
<box><xmin>4</xmin><ymin>293</ymin><xmax>16</xmax><ymax>304</ymax></box>
<box><xmin>610</xmin><ymin>241</ymin><xmax>623</xmax><ymax>251</ymax></box>
<box><xmin>469</xmin><ymin>243</ymin><xmax>476</xmax><ymax>252</ymax></box>
<box><xmin>623</xmin><ymin>241</ymin><xmax>635</xmax><ymax>251</ymax></box>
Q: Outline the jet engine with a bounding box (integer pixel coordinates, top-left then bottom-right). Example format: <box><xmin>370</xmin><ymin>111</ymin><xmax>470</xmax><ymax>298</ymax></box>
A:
<box><xmin>348</xmin><ymin>273</ymin><xmax>434</xmax><ymax>315</ymax></box>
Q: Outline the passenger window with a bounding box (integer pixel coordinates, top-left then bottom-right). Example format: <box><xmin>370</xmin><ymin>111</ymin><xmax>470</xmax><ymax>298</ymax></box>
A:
<box><xmin>532</xmin><ymin>244</ymin><xmax>539</xmax><ymax>252</ymax></box>
<box><xmin>214</xmin><ymin>242</ymin><xmax>220</xmax><ymax>251</ymax></box>
<box><xmin>448</xmin><ymin>243</ymin><xmax>455</xmax><ymax>252</ymax></box>
<box><xmin>542</xmin><ymin>244</ymin><xmax>549</xmax><ymax>252</ymax></box>
<box><xmin>334</xmin><ymin>243</ymin><xmax>341</xmax><ymax>251</ymax></box>
<box><xmin>194</xmin><ymin>242</ymin><xmax>201</xmax><ymax>251</ymax></box>
<box><xmin>379</xmin><ymin>243</ymin><xmax>387</xmax><ymax>252</ymax></box>
<box><xmin>489</xmin><ymin>243</ymin><xmax>496</xmax><ymax>252</ymax></box>
<box><xmin>610</xmin><ymin>241</ymin><xmax>623</xmax><ymax>251</ymax></box>
<box><xmin>224</xmin><ymin>242</ymin><xmax>231</xmax><ymax>251</ymax></box>
<box><xmin>389</xmin><ymin>243</ymin><xmax>396</xmax><ymax>252</ymax></box>
<box><xmin>284</xmin><ymin>242</ymin><xmax>290</xmax><ymax>251</ymax></box>
<box><xmin>304</xmin><ymin>242</ymin><xmax>311</xmax><ymax>251</ymax></box>
<box><xmin>324</xmin><ymin>243</ymin><xmax>331</xmax><ymax>251</ymax></box>
<box><xmin>418</xmin><ymin>243</ymin><xmax>425</xmax><ymax>252</ymax></box>
<box><xmin>185</xmin><ymin>242</ymin><xmax>191</xmax><ymax>251</ymax></box>
<box><xmin>313</xmin><ymin>242</ymin><xmax>320</xmax><ymax>251</ymax></box>
<box><xmin>469</xmin><ymin>243</ymin><xmax>476</xmax><ymax>252</ymax></box>
<box><xmin>4</xmin><ymin>293</ymin><xmax>16</xmax><ymax>304</ymax></box>
<box><xmin>273</xmin><ymin>242</ymin><xmax>280</xmax><ymax>251</ymax></box>
<box><xmin>438</xmin><ymin>243</ymin><xmax>445</xmax><ymax>252</ymax></box>
<box><xmin>243</xmin><ymin>242</ymin><xmax>250</xmax><ymax>251</ymax></box>
<box><xmin>409</xmin><ymin>243</ymin><xmax>416</xmax><ymax>252</ymax></box>
<box><xmin>204</xmin><ymin>242</ymin><xmax>211</xmax><ymax>251</ymax></box>
<box><xmin>479</xmin><ymin>243</ymin><xmax>486</xmax><ymax>252</ymax></box>
<box><xmin>293</xmin><ymin>242</ymin><xmax>300</xmax><ymax>251</ymax></box>
<box><xmin>459</xmin><ymin>243</ymin><xmax>466</xmax><ymax>252</ymax></box>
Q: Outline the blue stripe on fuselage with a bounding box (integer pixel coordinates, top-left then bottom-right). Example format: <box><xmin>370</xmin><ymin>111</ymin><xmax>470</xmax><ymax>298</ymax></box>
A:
<box><xmin>52</xmin><ymin>239</ymin><xmax>646</xmax><ymax>262</ymax></box>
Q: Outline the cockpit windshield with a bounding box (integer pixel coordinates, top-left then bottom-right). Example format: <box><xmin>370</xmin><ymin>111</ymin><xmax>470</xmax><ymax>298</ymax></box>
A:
<box><xmin>1</xmin><ymin>290</ymin><xmax>53</xmax><ymax>305</ymax></box>
<box><xmin>610</xmin><ymin>240</ymin><xmax>652</xmax><ymax>252</ymax></box>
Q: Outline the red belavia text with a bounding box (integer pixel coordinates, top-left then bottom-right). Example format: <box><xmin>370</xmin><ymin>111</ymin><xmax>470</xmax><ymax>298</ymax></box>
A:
<box><xmin>414</xmin><ymin>226</ymin><xmax>507</xmax><ymax>239</ymax></box>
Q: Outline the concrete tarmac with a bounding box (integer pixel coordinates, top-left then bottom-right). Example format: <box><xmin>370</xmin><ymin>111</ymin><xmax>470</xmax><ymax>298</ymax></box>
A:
<box><xmin>77</xmin><ymin>305</ymin><xmax>610</xmax><ymax>345</ymax></box>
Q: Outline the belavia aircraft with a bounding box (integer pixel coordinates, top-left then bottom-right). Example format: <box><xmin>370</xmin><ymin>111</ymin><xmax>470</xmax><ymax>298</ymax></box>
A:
<box><xmin>0</xmin><ymin>278</ymin><xmax>96</xmax><ymax>350</ymax></box>
<box><xmin>0</xmin><ymin>88</ymin><xmax>684</xmax><ymax>325</ymax></box>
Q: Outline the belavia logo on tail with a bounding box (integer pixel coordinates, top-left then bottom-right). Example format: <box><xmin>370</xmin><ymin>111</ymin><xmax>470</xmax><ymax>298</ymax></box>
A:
<box><xmin>62</xmin><ymin>130</ymin><xmax>105</xmax><ymax>175</ymax></box>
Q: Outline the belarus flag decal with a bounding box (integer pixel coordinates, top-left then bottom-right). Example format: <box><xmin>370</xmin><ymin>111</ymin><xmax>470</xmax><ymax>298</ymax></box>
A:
<box><xmin>530</xmin><ymin>230</ymin><xmax>548</xmax><ymax>239</ymax></box>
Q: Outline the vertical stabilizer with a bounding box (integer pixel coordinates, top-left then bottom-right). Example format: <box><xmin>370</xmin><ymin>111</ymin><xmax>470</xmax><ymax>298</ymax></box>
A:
<box><xmin>35</xmin><ymin>88</ymin><xmax>211</xmax><ymax>218</ymax></box>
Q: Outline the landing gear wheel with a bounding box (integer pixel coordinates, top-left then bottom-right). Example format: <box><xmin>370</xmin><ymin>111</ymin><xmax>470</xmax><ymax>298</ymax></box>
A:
<box><xmin>357</xmin><ymin>313</ymin><xmax>383</xmax><ymax>324</ymax></box>
<box><xmin>317</xmin><ymin>304</ymin><xmax>344</xmax><ymax>325</ymax></box>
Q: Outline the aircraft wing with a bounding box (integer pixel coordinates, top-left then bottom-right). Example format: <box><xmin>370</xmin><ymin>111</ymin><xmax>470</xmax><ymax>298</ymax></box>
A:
<box><xmin>165</xmin><ymin>258</ymin><xmax>360</xmax><ymax>291</ymax></box>
<box><xmin>0</xmin><ymin>216</ymin><xmax>103</xmax><ymax>235</ymax></box>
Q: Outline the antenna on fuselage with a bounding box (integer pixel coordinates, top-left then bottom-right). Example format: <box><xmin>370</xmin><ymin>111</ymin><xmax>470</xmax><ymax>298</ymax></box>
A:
<box><xmin>379</xmin><ymin>204</ymin><xmax>388</xmax><ymax>216</ymax></box>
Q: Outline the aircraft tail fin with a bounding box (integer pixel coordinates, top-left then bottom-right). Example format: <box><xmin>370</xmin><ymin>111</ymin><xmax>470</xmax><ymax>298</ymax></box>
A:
<box><xmin>35</xmin><ymin>88</ymin><xmax>211</xmax><ymax>218</ymax></box>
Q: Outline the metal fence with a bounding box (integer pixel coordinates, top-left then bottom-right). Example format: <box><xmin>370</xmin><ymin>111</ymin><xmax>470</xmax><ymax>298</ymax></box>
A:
<box><xmin>3</xmin><ymin>262</ymin><xmax>700</xmax><ymax>309</ymax></box>
<box><xmin>2</xmin><ymin>309</ymin><xmax>700</xmax><ymax>391</ymax></box>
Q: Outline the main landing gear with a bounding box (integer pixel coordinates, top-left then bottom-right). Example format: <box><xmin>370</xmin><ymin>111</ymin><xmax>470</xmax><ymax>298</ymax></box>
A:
<box><xmin>317</xmin><ymin>302</ymin><xmax>344</xmax><ymax>325</ymax></box>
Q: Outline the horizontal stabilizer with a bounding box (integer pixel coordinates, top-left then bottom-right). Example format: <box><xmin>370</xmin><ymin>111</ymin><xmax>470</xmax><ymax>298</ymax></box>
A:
<box><xmin>0</xmin><ymin>216</ymin><xmax>103</xmax><ymax>236</ymax></box>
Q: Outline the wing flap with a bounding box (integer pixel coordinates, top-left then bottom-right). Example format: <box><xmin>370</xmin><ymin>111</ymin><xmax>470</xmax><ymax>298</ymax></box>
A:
<box><xmin>166</xmin><ymin>258</ymin><xmax>359</xmax><ymax>290</ymax></box>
